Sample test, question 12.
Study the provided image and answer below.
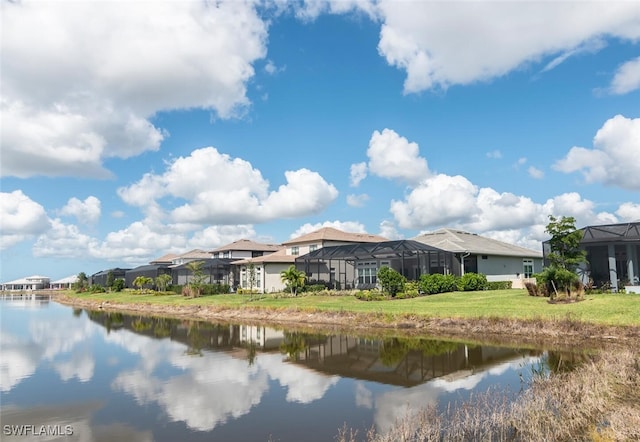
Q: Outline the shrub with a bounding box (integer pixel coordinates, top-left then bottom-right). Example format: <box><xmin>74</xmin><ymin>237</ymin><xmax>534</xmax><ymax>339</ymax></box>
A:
<box><xmin>402</xmin><ymin>281</ymin><xmax>420</xmax><ymax>298</ymax></box>
<box><xmin>89</xmin><ymin>285</ymin><xmax>106</xmax><ymax>293</ymax></box>
<box><xmin>354</xmin><ymin>289</ymin><xmax>387</xmax><ymax>301</ymax></box>
<box><xmin>303</xmin><ymin>284</ymin><xmax>327</xmax><ymax>293</ymax></box>
<box><xmin>377</xmin><ymin>266</ymin><xmax>406</xmax><ymax>297</ymax></box>
<box><xmin>419</xmin><ymin>273</ymin><xmax>459</xmax><ymax>294</ymax></box>
<box><xmin>487</xmin><ymin>280</ymin><xmax>512</xmax><ymax>290</ymax></box>
<box><xmin>458</xmin><ymin>272</ymin><xmax>488</xmax><ymax>291</ymax></box>
<box><xmin>112</xmin><ymin>278</ymin><xmax>125</xmax><ymax>292</ymax></box>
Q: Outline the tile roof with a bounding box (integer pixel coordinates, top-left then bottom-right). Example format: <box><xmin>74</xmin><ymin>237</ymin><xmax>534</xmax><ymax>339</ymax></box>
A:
<box><xmin>413</xmin><ymin>228</ymin><xmax>542</xmax><ymax>258</ymax></box>
<box><xmin>210</xmin><ymin>239</ymin><xmax>282</xmax><ymax>253</ymax></box>
<box><xmin>282</xmin><ymin>227</ymin><xmax>388</xmax><ymax>246</ymax></box>
<box><xmin>175</xmin><ymin>249</ymin><xmax>212</xmax><ymax>260</ymax></box>
<box><xmin>232</xmin><ymin>248</ymin><xmax>296</xmax><ymax>265</ymax></box>
<box><xmin>150</xmin><ymin>253</ymin><xmax>179</xmax><ymax>264</ymax></box>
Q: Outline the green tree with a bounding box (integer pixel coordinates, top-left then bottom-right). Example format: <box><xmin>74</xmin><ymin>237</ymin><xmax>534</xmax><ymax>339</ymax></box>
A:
<box><xmin>155</xmin><ymin>274</ymin><xmax>172</xmax><ymax>292</ymax></box>
<box><xmin>106</xmin><ymin>271</ymin><xmax>115</xmax><ymax>290</ymax></box>
<box><xmin>539</xmin><ymin>215</ymin><xmax>587</xmax><ymax>298</ymax></box>
<box><xmin>186</xmin><ymin>260</ymin><xmax>207</xmax><ymax>297</ymax></box>
<box><xmin>377</xmin><ymin>266</ymin><xmax>405</xmax><ymax>297</ymax></box>
<box><xmin>280</xmin><ymin>265</ymin><xmax>306</xmax><ymax>296</ymax></box>
<box><xmin>112</xmin><ymin>278</ymin><xmax>125</xmax><ymax>292</ymax></box>
<box><xmin>73</xmin><ymin>272</ymin><xmax>88</xmax><ymax>292</ymax></box>
<box><xmin>248</xmin><ymin>263</ymin><xmax>257</xmax><ymax>294</ymax></box>
<box><xmin>133</xmin><ymin>276</ymin><xmax>152</xmax><ymax>292</ymax></box>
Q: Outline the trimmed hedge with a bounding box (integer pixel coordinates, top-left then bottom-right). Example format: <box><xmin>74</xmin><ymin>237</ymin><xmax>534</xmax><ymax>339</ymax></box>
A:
<box><xmin>458</xmin><ymin>272</ymin><xmax>488</xmax><ymax>291</ymax></box>
<box><xmin>486</xmin><ymin>280</ymin><xmax>513</xmax><ymax>290</ymax></box>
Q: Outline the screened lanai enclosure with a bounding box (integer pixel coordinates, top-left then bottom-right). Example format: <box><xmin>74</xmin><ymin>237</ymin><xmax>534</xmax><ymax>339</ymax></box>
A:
<box><xmin>578</xmin><ymin>222</ymin><xmax>640</xmax><ymax>291</ymax></box>
<box><xmin>295</xmin><ymin>240</ymin><xmax>455</xmax><ymax>290</ymax></box>
<box><xmin>171</xmin><ymin>258</ymin><xmax>235</xmax><ymax>286</ymax></box>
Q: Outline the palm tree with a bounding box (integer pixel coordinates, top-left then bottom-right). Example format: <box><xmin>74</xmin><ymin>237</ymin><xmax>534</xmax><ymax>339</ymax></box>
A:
<box><xmin>133</xmin><ymin>276</ymin><xmax>152</xmax><ymax>292</ymax></box>
<box><xmin>280</xmin><ymin>265</ymin><xmax>306</xmax><ymax>296</ymax></box>
<box><xmin>186</xmin><ymin>260</ymin><xmax>206</xmax><ymax>297</ymax></box>
<box><xmin>155</xmin><ymin>274</ymin><xmax>172</xmax><ymax>292</ymax></box>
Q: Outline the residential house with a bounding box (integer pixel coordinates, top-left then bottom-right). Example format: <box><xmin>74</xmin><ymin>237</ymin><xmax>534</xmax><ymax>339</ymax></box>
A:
<box><xmin>234</xmin><ymin>227</ymin><xmax>388</xmax><ymax>293</ymax></box>
<box><xmin>414</xmin><ymin>228</ymin><xmax>543</xmax><ymax>287</ymax></box>
<box><xmin>1</xmin><ymin>275</ymin><xmax>50</xmax><ymax>291</ymax></box>
<box><xmin>91</xmin><ymin>268</ymin><xmax>129</xmax><ymax>287</ymax></box>
<box><xmin>210</xmin><ymin>239</ymin><xmax>281</xmax><ymax>259</ymax></box>
<box><xmin>544</xmin><ymin>221</ymin><xmax>640</xmax><ymax>292</ymax></box>
<box><xmin>50</xmin><ymin>275</ymin><xmax>78</xmax><ymax>290</ymax></box>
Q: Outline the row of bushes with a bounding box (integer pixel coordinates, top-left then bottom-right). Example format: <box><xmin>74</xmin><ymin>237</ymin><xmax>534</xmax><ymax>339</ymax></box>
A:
<box><xmin>355</xmin><ymin>269</ymin><xmax>512</xmax><ymax>301</ymax></box>
<box><xmin>419</xmin><ymin>272</ymin><xmax>492</xmax><ymax>294</ymax></box>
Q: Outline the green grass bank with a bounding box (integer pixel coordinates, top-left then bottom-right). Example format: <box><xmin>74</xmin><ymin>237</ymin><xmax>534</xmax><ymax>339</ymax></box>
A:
<box><xmin>52</xmin><ymin>288</ymin><xmax>640</xmax><ymax>349</ymax></box>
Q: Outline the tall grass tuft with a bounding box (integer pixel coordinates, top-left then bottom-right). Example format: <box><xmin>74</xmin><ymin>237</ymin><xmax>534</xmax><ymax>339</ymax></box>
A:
<box><xmin>337</xmin><ymin>349</ymin><xmax>640</xmax><ymax>442</ymax></box>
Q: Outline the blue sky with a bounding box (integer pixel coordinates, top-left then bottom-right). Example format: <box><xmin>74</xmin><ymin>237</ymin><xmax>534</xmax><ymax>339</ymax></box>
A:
<box><xmin>2</xmin><ymin>0</ymin><xmax>639</xmax><ymax>282</ymax></box>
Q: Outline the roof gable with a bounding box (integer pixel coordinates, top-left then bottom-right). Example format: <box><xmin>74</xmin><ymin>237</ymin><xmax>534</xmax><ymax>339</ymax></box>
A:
<box><xmin>283</xmin><ymin>227</ymin><xmax>388</xmax><ymax>246</ymax></box>
<box><xmin>413</xmin><ymin>228</ymin><xmax>542</xmax><ymax>258</ymax></box>
<box><xmin>210</xmin><ymin>239</ymin><xmax>282</xmax><ymax>253</ymax></box>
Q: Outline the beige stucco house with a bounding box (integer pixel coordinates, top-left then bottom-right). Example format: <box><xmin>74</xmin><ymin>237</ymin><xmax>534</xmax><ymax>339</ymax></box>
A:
<box><xmin>233</xmin><ymin>227</ymin><xmax>388</xmax><ymax>293</ymax></box>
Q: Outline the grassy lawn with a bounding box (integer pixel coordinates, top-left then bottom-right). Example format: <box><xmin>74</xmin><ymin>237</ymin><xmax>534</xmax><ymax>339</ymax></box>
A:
<box><xmin>62</xmin><ymin>289</ymin><xmax>640</xmax><ymax>327</ymax></box>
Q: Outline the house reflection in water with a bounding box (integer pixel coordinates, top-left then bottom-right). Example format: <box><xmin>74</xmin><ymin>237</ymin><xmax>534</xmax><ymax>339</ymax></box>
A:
<box><xmin>85</xmin><ymin>312</ymin><xmax>539</xmax><ymax>389</ymax></box>
<box><xmin>273</xmin><ymin>332</ymin><xmax>536</xmax><ymax>387</ymax></box>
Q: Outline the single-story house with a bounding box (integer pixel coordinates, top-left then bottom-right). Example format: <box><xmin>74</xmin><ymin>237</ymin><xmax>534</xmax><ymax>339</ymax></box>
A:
<box><xmin>171</xmin><ymin>258</ymin><xmax>235</xmax><ymax>287</ymax></box>
<box><xmin>91</xmin><ymin>268</ymin><xmax>129</xmax><ymax>287</ymax></box>
<box><xmin>125</xmin><ymin>264</ymin><xmax>173</xmax><ymax>289</ymax></box>
<box><xmin>1</xmin><ymin>275</ymin><xmax>51</xmax><ymax>291</ymax></box>
<box><xmin>50</xmin><ymin>275</ymin><xmax>78</xmax><ymax>289</ymax></box>
<box><xmin>545</xmin><ymin>221</ymin><xmax>640</xmax><ymax>292</ymax></box>
<box><xmin>296</xmin><ymin>239</ymin><xmax>450</xmax><ymax>290</ymax></box>
<box><xmin>414</xmin><ymin>228</ymin><xmax>543</xmax><ymax>287</ymax></box>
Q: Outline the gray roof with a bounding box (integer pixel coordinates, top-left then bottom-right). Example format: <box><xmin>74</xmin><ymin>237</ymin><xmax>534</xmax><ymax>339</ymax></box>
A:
<box><xmin>413</xmin><ymin>228</ymin><xmax>542</xmax><ymax>258</ymax></box>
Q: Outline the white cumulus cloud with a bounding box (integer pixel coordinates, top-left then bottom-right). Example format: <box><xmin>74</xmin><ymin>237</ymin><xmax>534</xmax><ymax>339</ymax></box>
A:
<box><xmin>375</xmin><ymin>1</ymin><xmax>640</xmax><ymax>93</ymax></box>
<box><xmin>0</xmin><ymin>190</ymin><xmax>51</xmax><ymax>249</ymax></box>
<box><xmin>610</xmin><ymin>56</ymin><xmax>640</xmax><ymax>95</ymax></box>
<box><xmin>1</xmin><ymin>0</ymin><xmax>268</xmax><ymax>178</ymax></box>
<box><xmin>349</xmin><ymin>162</ymin><xmax>368</xmax><ymax>187</ymax></box>
<box><xmin>59</xmin><ymin>196</ymin><xmax>101</xmax><ymax>225</ymax></box>
<box><xmin>367</xmin><ymin>129</ymin><xmax>430</xmax><ymax>185</ymax></box>
<box><xmin>554</xmin><ymin>115</ymin><xmax>640</xmax><ymax>190</ymax></box>
<box><xmin>346</xmin><ymin>193</ymin><xmax>370</xmax><ymax>208</ymax></box>
<box><xmin>390</xmin><ymin>174</ymin><xmax>479</xmax><ymax>229</ymax></box>
<box><xmin>528</xmin><ymin>166</ymin><xmax>544</xmax><ymax>179</ymax></box>
<box><xmin>119</xmin><ymin>147</ymin><xmax>337</xmax><ymax>225</ymax></box>
<box><xmin>616</xmin><ymin>203</ymin><xmax>640</xmax><ymax>222</ymax></box>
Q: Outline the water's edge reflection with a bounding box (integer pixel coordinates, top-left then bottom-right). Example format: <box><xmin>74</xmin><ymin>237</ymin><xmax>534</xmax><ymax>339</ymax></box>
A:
<box><xmin>1</xmin><ymin>295</ymin><xmax>594</xmax><ymax>441</ymax></box>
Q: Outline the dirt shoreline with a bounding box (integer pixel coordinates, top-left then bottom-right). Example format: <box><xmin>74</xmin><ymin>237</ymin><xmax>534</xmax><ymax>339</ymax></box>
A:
<box><xmin>53</xmin><ymin>294</ymin><xmax>640</xmax><ymax>350</ymax></box>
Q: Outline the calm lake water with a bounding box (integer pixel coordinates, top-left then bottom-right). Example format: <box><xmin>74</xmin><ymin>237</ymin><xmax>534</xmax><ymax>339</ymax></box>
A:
<box><xmin>1</xmin><ymin>295</ymin><xmax>569</xmax><ymax>441</ymax></box>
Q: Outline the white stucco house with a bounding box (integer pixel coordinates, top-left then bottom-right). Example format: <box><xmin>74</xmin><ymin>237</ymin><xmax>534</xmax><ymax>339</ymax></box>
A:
<box><xmin>413</xmin><ymin>228</ymin><xmax>543</xmax><ymax>287</ymax></box>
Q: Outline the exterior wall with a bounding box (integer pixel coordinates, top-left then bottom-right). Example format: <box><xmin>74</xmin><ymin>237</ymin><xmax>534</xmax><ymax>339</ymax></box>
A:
<box><xmin>477</xmin><ymin>256</ymin><xmax>542</xmax><ymax>281</ymax></box>
<box><xmin>1</xmin><ymin>277</ymin><xmax>51</xmax><ymax>291</ymax></box>
<box><xmin>263</xmin><ymin>263</ymin><xmax>291</xmax><ymax>293</ymax></box>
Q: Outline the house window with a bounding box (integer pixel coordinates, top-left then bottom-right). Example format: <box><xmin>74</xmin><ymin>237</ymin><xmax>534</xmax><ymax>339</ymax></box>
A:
<box><xmin>309</xmin><ymin>244</ymin><xmax>318</xmax><ymax>252</ymax></box>
<box><xmin>481</xmin><ymin>255</ymin><xmax>488</xmax><ymax>260</ymax></box>
<box><xmin>357</xmin><ymin>262</ymin><xmax>378</xmax><ymax>285</ymax></box>
<box><xmin>523</xmin><ymin>259</ymin><xmax>534</xmax><ymax>278</ymax></box>
<box><xmin>291</xmin><ymin>246</ymin><xmax>299</xmax><ymax>256</ymax></box>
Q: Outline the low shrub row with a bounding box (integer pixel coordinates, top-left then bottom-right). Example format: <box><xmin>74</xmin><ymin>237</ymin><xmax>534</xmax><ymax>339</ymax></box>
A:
<box><xmin>354</xmin><ymin>271</ymin><xmax>515</xmax><ymax>301</ymax></box>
